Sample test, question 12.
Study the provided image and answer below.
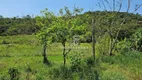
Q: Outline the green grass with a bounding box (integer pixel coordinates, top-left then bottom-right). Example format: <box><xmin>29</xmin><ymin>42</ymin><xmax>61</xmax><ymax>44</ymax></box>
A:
<box><xmin>0</xmin><ymin>35</ymin><xmax>142</xmax><ymax>80</ymax></box>
<box><xmin>101</xmin><ymin>52</ymin><xmax>142</xmax><ymax>80</ymax></box>
<box><xmin>0</xmin><ymin>35</ymin><xmax>92</xmax><ymax>79</ymax></box>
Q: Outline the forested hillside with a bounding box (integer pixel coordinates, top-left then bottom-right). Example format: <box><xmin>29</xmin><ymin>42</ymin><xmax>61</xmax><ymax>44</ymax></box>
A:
<box><xmin>0</xmin><ymin>12</ymin><xmax>141</xmax><ymax>40</ymax></box>
<box><xmin>0</xmin><ymin>15</ymin><xmax>39</xmax><ymax>35</ymax></box>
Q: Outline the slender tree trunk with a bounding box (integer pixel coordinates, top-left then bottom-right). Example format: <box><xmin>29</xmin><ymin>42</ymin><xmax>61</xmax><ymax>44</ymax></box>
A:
<box><xmin>92</xmin><ymin>19</ymin><xmax>95</xmax><ymax>60</ymax></box>
<box><xmin>43</xmin><ymin>42</ymin><xmax>49</xmax><ymax>64</ymax></box>
<box><xmin>63</xmin><ymin>54</ymin><xmax>66</xmax><ymax>66</ymax></box>
<box><xmin>108</xmin><ymin>19</ymin><xmax>126</xmax><ymax>56</ymax></box>
<box><xmin>62</xmin><ymin>42</ymin><xmax>66</xmax><ymax>66</ymax></box>
<box><xmin>109</xmin><ymin>38</ymin><xmax>113</xmax><ymax>56</ymax></box>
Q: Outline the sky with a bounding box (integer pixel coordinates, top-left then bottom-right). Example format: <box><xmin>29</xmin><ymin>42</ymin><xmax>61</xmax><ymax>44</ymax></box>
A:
<box><xmin>0</xmin><ymin>0</ymin><xmax>142</xmax><ymax>17</ymax></box>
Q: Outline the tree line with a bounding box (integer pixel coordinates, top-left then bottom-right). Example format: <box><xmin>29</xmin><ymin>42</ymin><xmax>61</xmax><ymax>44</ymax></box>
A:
<box><xmin>0</xmin><ymin>15</ymin><xmax>39</xmax><ymax>35</ymax></box>
<box><xmin>0</xmin><ymin>11</ymin><xmax>141</xmax><ymax>38</ymax></box>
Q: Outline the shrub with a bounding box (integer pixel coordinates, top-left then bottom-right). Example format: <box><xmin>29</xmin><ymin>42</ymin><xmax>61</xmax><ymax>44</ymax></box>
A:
<box><xmin>86</xmin><ymin>57</ymin><xmax>95</xmax><ymax>67</ymax></box>
<box><xmin>0</xmin><ymin>75</ymin><xmax>9</xmax><ymax>80</ymax></box>
<box><xmin>95</xmin><ymin>33</ymin><xmax>110</xmax><ymax>56</ymax></box>
<box><xmin>69</xmin><ymin>52</ymin><xmax>85</xmax><ymax>71</ymax></box>
<box><xmin>2</xmin><ymin>40</ymin><xmax>9</xmax><ymax>44</ymax></box>
<box><xmin>48</xmin><ymin>65</ymin><xmax>72</xmax><ymax>79</ymax></box>
<box><xmin>131</xmin><ymin>28</ymin><xmax>142</xmax><ymax>51</ymax></box>
<box><xmin>115</xmin><ymin>38</ymin><xmax>131</xmax><ymax>54</ymax></box>
<box><xmin>8</xmin><ymin>67</ymin><xmax>20</xmax><ymax>80</ymax></box>
<box><xmin>49</xmin><ymin>54</ymin><xmax>101</xmax><ymax>80</ymax></box>
<box><xmin>36</xmin><ymin>74</ymin><xmax>46</xmax><ymax>80</ymax></box>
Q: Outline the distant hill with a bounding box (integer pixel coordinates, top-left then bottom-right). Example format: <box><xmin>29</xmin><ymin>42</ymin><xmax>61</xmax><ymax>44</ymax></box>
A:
<box><xmin>0</xmin><ymin>11</ymin><xmax>142</xmax><ymax>41</ymax></box>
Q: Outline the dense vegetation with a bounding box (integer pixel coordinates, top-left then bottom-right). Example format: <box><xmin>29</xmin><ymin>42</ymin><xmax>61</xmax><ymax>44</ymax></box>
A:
<box><xmin>0</xmin><ymin>1</ymin><xmax>142</xmax><ymax>79</ymax></box>
<box><xmin>0</xmin><ymin>15</ymin><xmax>39</xmax><ymax>35</ymax></box>
<box><xmin>0</xmin><ymin>11</ymin><xmax>141</xmax><ymax>38</ymax></box>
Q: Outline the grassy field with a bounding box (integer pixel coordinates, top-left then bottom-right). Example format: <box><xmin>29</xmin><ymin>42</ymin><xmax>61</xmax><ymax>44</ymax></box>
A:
<box><xmin>0</xmin><ymin>35</ymin><xmax>142</xmax><ymax>80</ymax></box>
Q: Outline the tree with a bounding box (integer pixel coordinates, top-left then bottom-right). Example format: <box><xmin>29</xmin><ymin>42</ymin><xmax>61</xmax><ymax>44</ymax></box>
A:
<box><xmin>50</xmin><ymin>6</ymin><xmax>86</xmax><ymax>66</ymax></box>
<box><xmin>35</xmin><ymin>8</ymin><xmax>55</xmax><ymax>64</ymax></box>
<box><xmin>96</xmin><ymin>0</ymin><xmax>142</xmax><ymax>56</ymax></box>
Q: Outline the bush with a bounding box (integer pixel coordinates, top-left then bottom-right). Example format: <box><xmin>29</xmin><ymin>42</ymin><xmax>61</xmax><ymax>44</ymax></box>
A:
<box><xmin>49</xmin><ymin>54</ymin><xmax>101</xmax><ymax>80</ymax></box>
<box><xmin>0</xmin><ymin>75</ymin><xmax>9</xmax><ymax>80</ymax></box>
<box><xmin>2</xmin><ymin>40</ymin><xmax>9</xmax><ymax>44</ymax></box>
<box><xmin>131</xmin><ymin>28</ymin><xmax>142</xmax><ymax>51</ymax></box>
<box><xmin>86</xmin><ymin>57</ymin><xmax>95</xmax><ymax>67</ymax></box>
<box><xmin>8</xmin><ymin>67</ymin><xmax>20</xmax><ymax>80</ymax></box>
<box><xmin>95</xmin><ymin>33</ymin><xmax>111</xmax><ymax>56</ymax></box>
<box><xmin>49</xmin><ymin>65</ymin><xmax>101</xmax><ymax>80</ymax></box>
<box><xmin>69</xmin><ymin>52</ymin><xmax>85</xmax><ymax>71</ymax></box>
<box><xmin>115</xmin><ymin>38</ymin><xmax>131</xmax><ymax>54</ymax></box>
<box><xmin>49</xmin><ymin>65</ymin><xmax>73</xmax><ymax>80</ymax></box>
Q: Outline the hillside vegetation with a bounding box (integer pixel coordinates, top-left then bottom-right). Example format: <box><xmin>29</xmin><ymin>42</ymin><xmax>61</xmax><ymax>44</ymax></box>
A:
<box><xmin>0</xmin><ymin>11</ymin><xmax>141</xmax><ymax>39</ymax></box>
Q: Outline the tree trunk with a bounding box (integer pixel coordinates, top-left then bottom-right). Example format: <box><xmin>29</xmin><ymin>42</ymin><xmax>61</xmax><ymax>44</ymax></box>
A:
<box><xmin>92</xmin><ymin>19</ymin><xmax>95</xmax><ymax>60</ymax></box>
<box><xmin>43</xmin><ymin>42</ymin><xmax>49</xmax><ymax>64</ymax></box>
<box><xmin>62</xmin><ymin>42</ymin><xmax>66</xmax><ymax>66</ymax></box>
<box><xmin>109</xmin><ymin>38</ymin><xmax>113</xmax><ymax>56</ymax></box>
<box><xmin>63</xmin><ymin>54</ymin><xmax>66</xmax><ymax>66</ymax></box>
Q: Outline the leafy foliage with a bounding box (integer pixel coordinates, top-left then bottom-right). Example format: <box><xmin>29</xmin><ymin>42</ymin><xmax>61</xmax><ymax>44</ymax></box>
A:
<box><xmin>131</xmin><ymin>28</ymin><xmax>142</xmax><ymax>51</ymax></box>
<box><xmin>115</xmin><ymin>38</ymin><xmax>131</xmax><ymax>54</ymax></box>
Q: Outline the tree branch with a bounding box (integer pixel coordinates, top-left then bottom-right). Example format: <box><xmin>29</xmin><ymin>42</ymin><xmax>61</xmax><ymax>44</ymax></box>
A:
<box><xmin>65</xmin><ymin>48</ymin><xmax>71</xmax><ymax>56</ymax></box>
<box><xmin>127</xmin><ymin>0</ymin><xmax>131</xmax><ymax>12</ymax></box>
<box><xmin>100</xmin><ymin>0</ymin><xmax>107</xmax><ymax>11</ymax></box>
<box><xmin>111</xmin><ymin>18</ymin><xmax>127</xmax><ymax>51</ymax></box>
<box><xmin>113</xmin><ymin>0</ymin><xmax>116</xmax><ymax>11</ymax></box>
<box><xmin>133</xmin><ymin>4</ymin><xmax>142</xmax><ymax>13</ymax></box>
<box><xmin>104</xmin><ymin>0</ymin><xmax>112</xmax><ymax>10</ymax></box>
<box><xmin>117</xmin><ymin>0</ymin><xmax>122</xmax><ymax>12</ymax></box>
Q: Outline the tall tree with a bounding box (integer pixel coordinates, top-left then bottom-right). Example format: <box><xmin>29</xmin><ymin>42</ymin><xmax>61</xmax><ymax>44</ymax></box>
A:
<box><xmin>97</xmin><ymin>0</ymin><xmax>142</xmax><ymax>56</ymax></box>
<box><xmin>50</xmin><ymin>6</ymin><xmax>86</xmax><ymax>66</ymax></box>
<box><xmin>35</xmin><ymin>8</ymin><xmax>55</xmax><ymax>64</ymax></box>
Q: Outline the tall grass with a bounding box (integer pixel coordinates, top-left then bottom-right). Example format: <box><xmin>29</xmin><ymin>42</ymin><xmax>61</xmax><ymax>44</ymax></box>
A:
<box><xmin>0</xmin><ymin>35</ymin><xmax>142</xmax><ymax>80</ymax></box>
